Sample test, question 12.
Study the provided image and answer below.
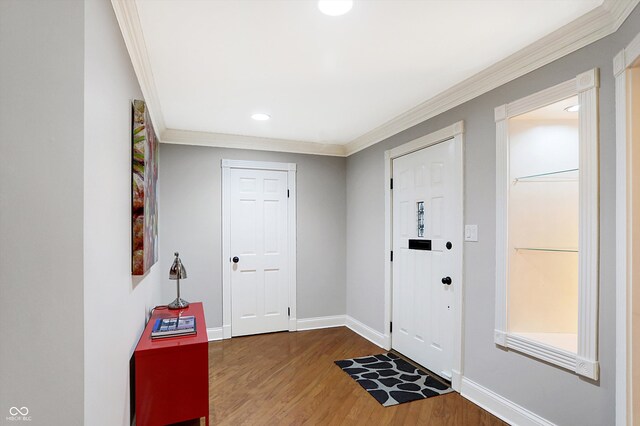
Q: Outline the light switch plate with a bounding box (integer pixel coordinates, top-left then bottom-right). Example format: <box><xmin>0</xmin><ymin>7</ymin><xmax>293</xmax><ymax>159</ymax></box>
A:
<box><xmin>465</xmin><ymin>225</ymin><xmax>478</xmax><ymax>242</ymax></box>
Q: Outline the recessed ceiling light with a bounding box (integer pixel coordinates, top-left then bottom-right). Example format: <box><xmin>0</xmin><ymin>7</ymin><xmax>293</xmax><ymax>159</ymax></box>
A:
<box><xmin>564</xmin><ymin>105</ymin><xmax>580</xmax><ymax>112</ymax></box>
<box><xmin>251</xmin><ymin>113</ymin><xmax>271</xmax><ymax>121</ymax></box>
<box><xmin>318</xmin><ymin>0</ymin><xmax>353</xmax><ymax>16</ymax></box>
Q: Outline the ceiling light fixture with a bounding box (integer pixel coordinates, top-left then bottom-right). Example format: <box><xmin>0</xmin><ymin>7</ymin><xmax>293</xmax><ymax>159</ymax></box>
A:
<box><xmin>318</xmin><ymin>0</ymin><xmax>353</xmax><ymax>16</ymax></box>
<box><xmin>251</xmin><ymin>113</ymin><xmax>271</xmax><ymax>121</ymax></box>
<box><xmin>564</xmin><ymin>104</ymin><xmax>580</xmax><ymax>112</ymax></box>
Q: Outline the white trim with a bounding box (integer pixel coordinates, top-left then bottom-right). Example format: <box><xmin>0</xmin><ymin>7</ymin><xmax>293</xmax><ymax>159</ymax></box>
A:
<box><xmin>576</xmin><ymin>68</ymin><xmax>600</xmax><ymax>381</ymax></box>
<box><xmin>296</xmin><ymin>315</ymin><xmax>346</xmax><ymax>331</ymax></box>
<box><xmin>614</xmin><ymin>29</ymin><xmax>640</xmax><ymax>426</ymax></box>
<box><xmin>494</xmin><ymin>108</ymin><xmax>508</xmax><ymax>345</ymax></box>
<box><xmin>613</xmin><ymin>49</ymin><xmax>628</xmax><ymax>426</ymax></box>
<box><xmin>295</xmin><ymin>315</ymin><xmax>392</xmax><ymax>348</ymax></box>
<box><xmin>345</xmin><ymin>316</ymin><xmax>390</xmax><ymax>349</ymax></box>
<box><xmin>221</xmin><ymin>164</ymin><xmax>232</xmax><ymax>338</ymax></box>
<box><xmin>384</xmin><ymin>121</ymin><xmax>465</xmax><ymax>392</ymax></box>
<box><xmin>222</xmin><ymin>324</ymin><xmax>231</xmax><ymax>339</ymax></box>
<box><xmin>206</xmin><ymin>327</ymin><xmax>224</xmax><ymax>342</ymax></box>
<box><xmin>220</xmin><ymin>159</ymin><xmax>296</xmax><ymax>172</ymax></box>
<box><xmin>110</xmin><ymin>0</ymin><xmax>166</xmax><ymax>136</ymax></box>
<box><xmin>623</xmin><ymin>30</ymin><xmax>640</xmax><ymax>70</ymax></box>
<box><xmin>505</xmin><ymin>334</ymin><xmax>576</xmax><ymax>372</ymax></box>
<box><xmin>113</xmin><ymin>0</ymin><xmax>637</xmax><ymax>158</ymax></box>
<box><xmin>493</xmin><ymin>70</ymin><xmax>600</xmax><ymax>380</ymax></box>
<box><xmin>461</xmin><ymin>378</ymin><xmax>556</xmax><ymax>426</ymax></box>
<box><xmin>287</xmin><ymin>166</ymin><xmax>297</xmax><ymax>332</ymax></box>
<box><xmin>221</xmin><ymin>159</ymin><xmax>297</xmax><ymax>338</ymax></box>
<box><xmin>384</xmin><ymin>149</ymin><xmax>392</xmax><ymax>343</ymax></box>
<box><xmin>386</xmin><ymin>121</ymin><xmax>464</xmax><ymax>159</ymax></box>
<box><xmin>343</xmin><ymin>0</ymin><xmax>637</xmax><ymax>156</ymax></box>
<box><xmin>451</xmin><ymin>370</ymin><xmax>462</xmax><ymax>393</ymax></box>
<box><xmin>162</xmin><ymin>128</ymin><xmax>346</xmax><ymax>157</ymax></box>
<box><xmin>506</xmin><ymin>80</ymin><xmax>577</xmax><ymax>118</ymax></box>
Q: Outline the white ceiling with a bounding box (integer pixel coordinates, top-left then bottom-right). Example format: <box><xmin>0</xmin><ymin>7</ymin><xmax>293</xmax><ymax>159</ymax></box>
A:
<box><xmin>135</xmin><ymin>0</ymin><xmax>602</xmax><ymax>146</ymax></box>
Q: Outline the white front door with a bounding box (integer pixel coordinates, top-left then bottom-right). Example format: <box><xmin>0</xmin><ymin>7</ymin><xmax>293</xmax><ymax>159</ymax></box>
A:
<box><xmin>229</xmin><ymin>167</ymin><xmax>290</xmax><ymax>337</ymax></box>
<box><xmin>392</xmin><ymin>138</ymin><xmax>459</xmax><ymax>380</ymax></box>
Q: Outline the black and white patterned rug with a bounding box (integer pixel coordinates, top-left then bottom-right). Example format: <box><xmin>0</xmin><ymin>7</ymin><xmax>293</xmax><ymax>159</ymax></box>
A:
<box><xmin>334</xmin><ymin>353</ymin><xmax>453</xmax><ymax>407</ymax></box>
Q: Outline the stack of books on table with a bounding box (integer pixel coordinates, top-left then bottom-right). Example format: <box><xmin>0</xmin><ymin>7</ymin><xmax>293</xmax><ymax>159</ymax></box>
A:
<box><xmin>151</xmin><ymin>315</ymin><xmax>196</xmax><ymax>339</ymax></box>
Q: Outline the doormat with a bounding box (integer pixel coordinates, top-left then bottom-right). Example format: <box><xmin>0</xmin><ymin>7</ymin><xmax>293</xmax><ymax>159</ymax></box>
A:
<box><xmin>334</xmin><ymin>353</ymin><xmax>453</xmax><ymax>407</ymax></box>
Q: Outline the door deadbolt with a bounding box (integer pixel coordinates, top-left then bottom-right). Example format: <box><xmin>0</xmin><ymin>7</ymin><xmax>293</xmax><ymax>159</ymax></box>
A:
<box><xmin>232</xmin><ymin>256</ymin><xmax>239</xmax><ymax>264</ymax></box>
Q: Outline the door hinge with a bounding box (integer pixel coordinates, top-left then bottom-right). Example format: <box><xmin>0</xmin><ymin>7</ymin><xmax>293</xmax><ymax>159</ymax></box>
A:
<box><xmin>288</xmin><ymin>307</ymin><xmax>290</xmax><ymax>317</ymax></box>
<box><xmin>390</xmin><ymin>251</ymin><xmax>393</xmax><ymax>262</ymax></box>
<box><xmin>287</xmin><ymin>189</ymin><xmax>290</xmax><ymax>198</ymax></box>
<box><xmin>390</xmin><ymin>178</ymin><xmax>393</xmax><ymax>190</ymax></box>
<box><xmin>390</xmin><ymin>322</ymin><xmax>393</xmax><ymax>333</ymax></box>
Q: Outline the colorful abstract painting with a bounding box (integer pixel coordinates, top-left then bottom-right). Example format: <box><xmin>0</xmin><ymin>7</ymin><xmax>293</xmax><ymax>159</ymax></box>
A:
<box><xmin>132</xmin><ymin>99</ymin><xmax>158</xmax><ymax>275</ymax></box>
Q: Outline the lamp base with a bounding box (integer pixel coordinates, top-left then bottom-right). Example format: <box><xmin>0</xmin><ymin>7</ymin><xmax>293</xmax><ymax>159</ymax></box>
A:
<box><xmin>168</xmin><ymin>298</ymin><xmax>190</xmax><ymax>310</ymax></box>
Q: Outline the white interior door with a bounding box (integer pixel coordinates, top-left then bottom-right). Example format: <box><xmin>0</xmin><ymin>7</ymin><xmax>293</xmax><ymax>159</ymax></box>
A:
<box><xmin>392</xmin><ymin>138</ymin><xmax>459</xmax><ymax>380</ymax></box>
<box><xmin>229</xmin><ymin>167</ymin><xmax>290</xmax><ymax>337</ymax></box>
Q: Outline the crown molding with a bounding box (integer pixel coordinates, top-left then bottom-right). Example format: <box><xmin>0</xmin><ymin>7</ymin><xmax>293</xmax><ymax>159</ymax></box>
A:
<box><xmin>161</xmin><ymin>128</ymin><xmax>346</xmax><ymax>157</ymax></box>
<box><xmin>343</xmin><ymin>0</ymin><xmax>639</xmax><ymax>156</ymax></box>
<box><xmin>111</xmin><ymin>0</ymin><xmax>346</xmax><ymax>157</ymax></box>
<box><xmin>113</xmin><ymin>0</ymin><xmax>638</xmax><ymax>157</ymax></box>
<box><xmin>111</xmin><ymin>0</ymin><xmax>166</xmax><ymax>136</ymax></box>
<box><xmin>605</xmin><ymin>0</ymin><xmax>640</xmax><ymax>28</ymax></box>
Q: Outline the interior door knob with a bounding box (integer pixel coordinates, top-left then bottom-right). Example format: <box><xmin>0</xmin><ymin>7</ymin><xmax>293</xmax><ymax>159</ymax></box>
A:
<box><xmin>232</xmin><ymin>256</ymin><xmax>239</xmax><ymax>264</ymax></box>
<box><xmin>441</xmin><ymin>276</ymin><xmax>452</xmax><ymax>285</ymax></box>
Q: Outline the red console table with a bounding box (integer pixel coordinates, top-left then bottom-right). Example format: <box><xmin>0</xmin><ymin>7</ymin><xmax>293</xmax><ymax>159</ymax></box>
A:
<box><xmin>134</xmin><ymin>302</ymin><xmax>209</xmax><ymax>426</ymax></box>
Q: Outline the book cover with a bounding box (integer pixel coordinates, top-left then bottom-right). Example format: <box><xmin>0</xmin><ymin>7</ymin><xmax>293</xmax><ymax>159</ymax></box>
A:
<box><xmin>151</xmin><ymin>315</ymin><xmax>196</xmax><ymax>338</ymax></box>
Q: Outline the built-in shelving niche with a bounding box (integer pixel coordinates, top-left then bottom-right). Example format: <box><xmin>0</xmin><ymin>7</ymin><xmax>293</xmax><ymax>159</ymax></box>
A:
<box><xmin>494</xmin><ymin>69</ymin><xmax>600</xmax><ymax>379</ymax></box>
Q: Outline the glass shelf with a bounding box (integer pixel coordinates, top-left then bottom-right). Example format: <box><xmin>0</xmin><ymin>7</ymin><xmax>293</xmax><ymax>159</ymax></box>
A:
<box><xmin>514</xmin><ymin>247</ymin><xmax>578</xmax><ymax>253</ymax></box>
<box><xmin>513</xmin><ymin>168</ymin><xmax>578</xmax><ymax>183</ymax></box>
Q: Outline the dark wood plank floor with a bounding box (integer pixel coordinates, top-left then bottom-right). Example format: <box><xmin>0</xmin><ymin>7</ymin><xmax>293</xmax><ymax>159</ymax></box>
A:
<box><xmin>197</xmin><ymin>326</ymin><xmax>507</xmax><ymax>425</ymax></box>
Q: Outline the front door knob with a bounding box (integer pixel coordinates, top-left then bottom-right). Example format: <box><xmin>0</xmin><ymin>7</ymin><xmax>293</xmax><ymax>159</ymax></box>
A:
<box><xmin>441</xmin><ymin>276</ymin><xmax>452</xmax><ymax>285</ymax></box>
<box><xmin>232</xmin><ymin>256</ymin><xmax>239</xmax><ymax>264</ymax></box>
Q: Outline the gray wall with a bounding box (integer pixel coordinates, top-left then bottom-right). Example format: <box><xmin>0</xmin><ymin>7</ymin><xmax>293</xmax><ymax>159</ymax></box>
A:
<box><xmin>159</xmin><ymin>144</ymin><xmax>347</xmax><ymax>328</ymax></box>
<box><xmin>345</xmin><ymin>6</ymin><xmax>640</xmax><ymax>426</ymax></box>
<box><xmin>1</xmin><ymin>1</ymin><xmax>164</xmax><ymax>424</ymax></box>
<box><xmin>83</xmin><ymin>1</ymin><xmax>163</xmax><ymax>425</ymax></box>
<box><xmin>0</xmin><ymin>0</ymin><xmax>85</xmax><ymax>422</ymax></box>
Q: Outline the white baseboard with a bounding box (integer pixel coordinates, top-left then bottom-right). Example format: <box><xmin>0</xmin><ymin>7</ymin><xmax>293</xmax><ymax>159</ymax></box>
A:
<box><xmin>451</xmin><ymin>369</ymin><xmax>462</xmax><ymax>392</ymax></box>
<box><xmin>217</xmin><ymin>317</ymin><xmax>346</xmax><ymax>338</ymax></box>
<box><xmin>216</xmin><ymin>315</ymin><xmax>390</xmax><ymax>350</ymax></box>
<box><xmin>206</xmin><ymin>327</ymin><xmax>223</xmax><ymax>341</ymax></box>
<box><xmin>345</xmin><ymin>315</ymin><xmax>390</xmax><ymax>349</ymax></box>
<box><xmin>295</xmin><ymin>315</ymin><xmax>390</xmax><ymax>349</ymax></box>
<box><xmin>461</xmin><ymin>377</ymin><xmax>556</xmax><ymax>426</ymax></box>
<box><xmin>297</xmin><ymin>315</ymin><xmax>346</xmax><ymax>331</ymax></box>
<box><xmin>222</xmin><ymin>324</ymin><xmax>231</xmax><ymax>339</ymax></box>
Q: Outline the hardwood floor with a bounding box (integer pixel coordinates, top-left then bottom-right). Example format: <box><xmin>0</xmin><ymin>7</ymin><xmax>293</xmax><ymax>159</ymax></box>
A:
<box><xmin>198</xmin><ymin>327</ymin><xmax>507</xmax><ymax>425</ymax></box>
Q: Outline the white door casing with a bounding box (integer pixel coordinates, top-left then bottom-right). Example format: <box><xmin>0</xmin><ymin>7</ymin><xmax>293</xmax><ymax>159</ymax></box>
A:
<box><xmin>614</xmin><ymin>30</ymin><xmax>640</xmax><ymax>426</ymax></box>
<box><xmin>222</xmin><ymin>160</ymin><xmax>297</xmax><ymax>338</ymax></box>
<box><xmin>384</xmin><ymin>121</ymin><xmax>464</xmax><ymax>391</ymax></box>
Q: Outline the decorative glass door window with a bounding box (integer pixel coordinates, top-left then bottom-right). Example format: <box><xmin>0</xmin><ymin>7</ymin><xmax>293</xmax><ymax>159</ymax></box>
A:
<box><xmin>417</xmin><ymin>201</ymin><xmax>425</xmax><ymax>237</ymax></box>
<box><xmin>494</xmin><ymin>69</ymin><xmax>599</xmax><ymax>379</ymax></box>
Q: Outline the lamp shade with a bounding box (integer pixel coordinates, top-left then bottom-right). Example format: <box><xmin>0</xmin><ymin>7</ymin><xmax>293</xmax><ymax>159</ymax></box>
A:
<box><xmin>169</xmin><ymin>252</ymin><xmax>187</xmax><ymax>280</ymax></box>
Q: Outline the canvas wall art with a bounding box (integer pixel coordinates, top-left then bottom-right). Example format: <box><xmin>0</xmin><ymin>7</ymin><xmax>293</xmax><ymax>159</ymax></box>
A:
<box><xmin>132</xmin><ymin>99</ymin><xmax>158</xmax><ymax>275</ymax></box>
